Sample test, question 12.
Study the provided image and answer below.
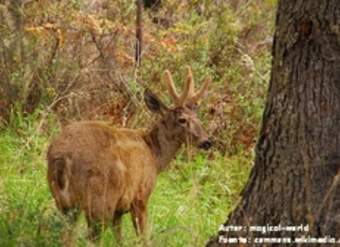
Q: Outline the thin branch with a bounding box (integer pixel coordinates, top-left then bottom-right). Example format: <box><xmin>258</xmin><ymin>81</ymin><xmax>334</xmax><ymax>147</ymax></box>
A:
<box><xmin>135</xmin><ymin>0</ymin><xmax>143</xmax><ymax>67</ymax></box>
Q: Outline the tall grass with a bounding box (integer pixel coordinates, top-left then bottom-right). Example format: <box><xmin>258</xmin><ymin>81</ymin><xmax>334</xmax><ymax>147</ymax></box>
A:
<box><xmin>0</xmin><ymin>1</ymin><xmax>276</xmax><ymax>246</ymax></box>
<box><xmin>0</xmin><ymin>112</ymin><xmax>252</xmax><ymax>246</ymax></box>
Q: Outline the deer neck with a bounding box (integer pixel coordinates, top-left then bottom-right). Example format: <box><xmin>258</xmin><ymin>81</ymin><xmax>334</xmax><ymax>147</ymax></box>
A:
<box><xmin>144</xmin><ymin>120</ymin><xmax>184</xmax><ymax>173</ymax></box>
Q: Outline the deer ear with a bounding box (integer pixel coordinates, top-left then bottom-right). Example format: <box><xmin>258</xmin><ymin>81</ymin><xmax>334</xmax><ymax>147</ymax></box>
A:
<box><xmin>144</xmin><ymin>89</ymin><xmax>168</xmax><ymax>114</ymax></box>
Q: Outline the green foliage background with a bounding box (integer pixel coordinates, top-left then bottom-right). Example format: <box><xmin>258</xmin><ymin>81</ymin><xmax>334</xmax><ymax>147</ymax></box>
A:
<box><xmin>0</xmin><ymin>0</ymin><xmax>276</xmax><ymax>246</ymax></box>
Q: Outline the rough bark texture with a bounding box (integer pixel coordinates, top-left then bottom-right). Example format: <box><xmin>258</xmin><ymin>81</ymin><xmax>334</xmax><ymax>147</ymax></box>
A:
<box><xmin>208</xmin><ymin>0</ymin><xmax>340</xmax><ymax>245</ymax></box>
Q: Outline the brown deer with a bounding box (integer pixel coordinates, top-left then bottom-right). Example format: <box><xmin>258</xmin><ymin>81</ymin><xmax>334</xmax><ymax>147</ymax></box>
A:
<box><xmin>47</xmin><ymin>66</ymin><xmax>212</xmax><ymax>242</ymax></box>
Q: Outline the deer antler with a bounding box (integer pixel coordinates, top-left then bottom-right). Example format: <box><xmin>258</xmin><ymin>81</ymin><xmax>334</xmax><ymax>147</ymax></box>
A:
<box><xmin>163</xmin><ymin>66</ymin><xmax>211</xmax><ymax>107</ymax></box>
<box><xmin>185</xmin><ymin>66</ymin><xmax>195</xmax><ymax>98</ymax></box>
<box><xmin>187</xmin><ymin>76</ymin><xmax>211</xmax><ymax>105</ymax></box>
<box><xmin>164</xmin><ymin>70</ymin><xmax>180</xmax><ymax>102</ymax></box>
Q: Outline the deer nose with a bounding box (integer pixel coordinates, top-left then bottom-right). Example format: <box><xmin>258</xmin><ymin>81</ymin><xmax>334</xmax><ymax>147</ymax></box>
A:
<box><xmin>198</xmin><ymin>139</ymin><xmax>212</xmax><ymax>150</ymax></box>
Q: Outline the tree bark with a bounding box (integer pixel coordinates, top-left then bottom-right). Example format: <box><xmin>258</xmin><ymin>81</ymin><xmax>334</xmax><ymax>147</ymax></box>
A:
<box><xmin>208</xmin><ymin>0</ymin><xmax>340</xmax><ymax>245</ymax></box>
<box><xmin>143</xmin><ymin>0</ymin><xmax>161</xmax><ymax>10</ymax></box>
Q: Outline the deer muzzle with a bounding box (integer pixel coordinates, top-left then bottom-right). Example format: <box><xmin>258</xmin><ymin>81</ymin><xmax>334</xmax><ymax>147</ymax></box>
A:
<box><xmin>198</xmin><ymin>139</ymin><xmax>213</xmax><ymax>150</ymax></box>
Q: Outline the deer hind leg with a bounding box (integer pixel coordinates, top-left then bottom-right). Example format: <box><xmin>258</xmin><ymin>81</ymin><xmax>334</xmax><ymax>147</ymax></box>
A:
<box><xmin>85</xmin><ymin>200</ymin><xmax>111</xmax><ymax>242</ymax></box>
<box><xmin>85</xmin><ymin>172</ymin><xmax>120</xmax><ymax>242</ymax></box>
<box><xmin>86</xmin><ymin>217</ymin><xmax>108</xmax><ymax>242</ymax></box>
<box><xmin>85</xmin><ymin>196</ymin><xmax>119</xmax><ymax>242</ymax></box>
<box><xmin>61</xmin><ymin>208</ymin><xmax>80</xmax><ymax>247</ymax></box>
<box><xmin>112</xmin><ymin>211</ymin><xmax>123</xmax><ymax>244</ymax></box>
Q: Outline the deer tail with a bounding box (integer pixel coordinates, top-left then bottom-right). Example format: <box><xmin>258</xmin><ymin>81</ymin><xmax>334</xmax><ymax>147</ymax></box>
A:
<box><xmin>48</xmin><ymin>156</ymin><xmax>73</xmax><ymax>211</ymax></box>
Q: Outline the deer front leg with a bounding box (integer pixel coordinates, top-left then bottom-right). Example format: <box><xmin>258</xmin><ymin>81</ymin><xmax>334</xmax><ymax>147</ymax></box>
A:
<box><xmin>131</xmin><ymin>200</ymin><xmax>147</xmax><ymax>236</ymax></box>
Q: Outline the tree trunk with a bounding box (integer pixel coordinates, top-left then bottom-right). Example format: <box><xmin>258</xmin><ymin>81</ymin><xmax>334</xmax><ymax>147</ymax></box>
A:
<box><xmin>143</xmin><ymin>0</ymin><xmax>161</xmax><ymax>10</ymax></box>
<box><xmin>208</xmin><ymin>0</ymin><xmax>340</xmax><ymax>245</ymax></box>
<box><xmin>135</xmin><ymin>0</ymin><xmax>143</xmax><ymax>67</ymax></box>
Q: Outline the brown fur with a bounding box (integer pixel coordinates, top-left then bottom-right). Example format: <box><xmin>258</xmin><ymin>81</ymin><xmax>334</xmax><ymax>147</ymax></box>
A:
<box><xmin>47</xmin><ymin>68</ymin><xmax>211</xmax><ymax>241</ymax></box>
<box><xmin>47</xmin><ymin>122</ymin><xmax>157</xmax><ymax>238</ymax></box>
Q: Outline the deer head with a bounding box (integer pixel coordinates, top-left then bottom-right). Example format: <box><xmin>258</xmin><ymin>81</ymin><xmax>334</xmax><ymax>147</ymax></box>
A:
<box><xmin>144</xmin><ymin>66</ymin><xmax>212</xmax><ymax>150</ymax></box>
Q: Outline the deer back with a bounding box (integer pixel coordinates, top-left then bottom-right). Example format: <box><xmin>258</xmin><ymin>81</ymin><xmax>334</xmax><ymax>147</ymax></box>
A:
<box><xmin>47</xmin><ymin>121</ymin><xmax>157</xmax><ymax>219</ymax></box>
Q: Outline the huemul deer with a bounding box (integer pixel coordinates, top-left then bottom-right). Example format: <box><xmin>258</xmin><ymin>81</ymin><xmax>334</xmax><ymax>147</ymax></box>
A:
<box><xmin>47</xmin><ymin>66</ymin><xmax>212</xmax><ymax>242</ymax></box>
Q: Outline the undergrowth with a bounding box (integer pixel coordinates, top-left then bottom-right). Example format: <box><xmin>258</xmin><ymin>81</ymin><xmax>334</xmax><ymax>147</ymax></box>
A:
<box><xmin>0</xmin><ymin>112</ymin><xmax>252</xmax><ymax>247</ymax></box>
<box><xmin>0</xmin><ymin>0</ymin><xmax>276</xmax><ymax>246</ymax></box>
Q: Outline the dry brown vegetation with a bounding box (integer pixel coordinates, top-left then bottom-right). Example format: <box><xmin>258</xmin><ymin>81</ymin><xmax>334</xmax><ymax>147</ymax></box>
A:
<box><xmin>0</xmin><ymin>0</ymin><xmax>276</xmax><ymax>154</ymax></box>
<box><xmin>0</xmin><ymin>1</ymin><xmax>276</xmax><ymax>245</ymax></box>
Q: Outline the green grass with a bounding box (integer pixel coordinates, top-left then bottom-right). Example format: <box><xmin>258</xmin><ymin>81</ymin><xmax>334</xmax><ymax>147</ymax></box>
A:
<box><xmin>0</xmin><ymin>1</ymin><xmax>274</xmax><ymax>245</ymax></box>
<box><xmin>0</xmin><ymin>113</ymin><xmax>252</xmax><ymax>247</ymax></box>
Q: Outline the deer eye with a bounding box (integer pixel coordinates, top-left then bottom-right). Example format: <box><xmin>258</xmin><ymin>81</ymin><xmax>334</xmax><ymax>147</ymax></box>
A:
<box><xmin>178</xmin><ymin>118</ymin><xmax>187</xmax><ymax>124</ymax></box>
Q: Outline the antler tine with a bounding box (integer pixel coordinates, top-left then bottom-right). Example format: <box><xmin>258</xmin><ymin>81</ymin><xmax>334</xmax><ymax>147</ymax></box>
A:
<box><xmin>177</xmin><ymin>66</ymin><xmax>194</xmax><ymax>106</ymax></box>
<box><xmin>188</xmin><ymin>76</ymin><xmax>211</xmax><ymax>104</ymax></box>
<box><xmin>186</xmin><ymin>66</ymin><xmax>195</xmax><ymax>97</ymax></box>
<box><xmin>164</xmin><ymin>70</ymin><xmax>180</xmax><ymax>103</ymax></box>
<box><xmin>164</xmin><ymin>67</ymin><xmax>211</xmax><ymax>106</ymax></box>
